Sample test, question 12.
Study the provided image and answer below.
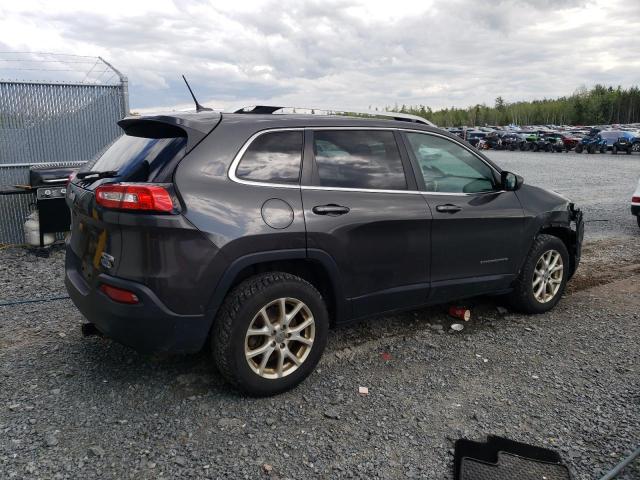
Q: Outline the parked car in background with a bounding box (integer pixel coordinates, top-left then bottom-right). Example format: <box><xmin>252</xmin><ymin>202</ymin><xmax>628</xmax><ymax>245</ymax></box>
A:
<box><xmin>575</xmin><ymin>132</ymin><xmax>606</xmax><ymax>154</ymax></box>
<box><xmin>612</xmin><ymin>136</ymin><xmax>634</xmax><ymax>155</ymax></box>
<box><xmin>517</xmin><ymin>131</ymin><xmax>539</xmax><ymax>151</ymax></box>
<box><xmin>535</xmin><ymin>133</ymin><xmax>564</xmax><ymax>152</ymax></box>
<box><xmin>64</xmin><ymin>108</ymin><xmax>584</xmax><ymax>396</ymax></box>
<box><xmin>599</xmin><ymin>130</ymin><xmax>625</xmax><ymax>151</ymax></box>
<box><xmin>560</xmin><ymin>132</ymin><xmax>582</xmax><ymax>152</ymax></box>
<box><xmin>502</xmin><ymin>133</ymin><xmax>526</xmax><ymax>151</ymax></box>
<box><xmin>466</xmin><ymin>131</ymin><xmax>487</xmax><ymax>148</ymax></box>
<box><xmin>484</xmin><ymin>132</ymin><xmax>506</xmax><ymax>150</ymax></box>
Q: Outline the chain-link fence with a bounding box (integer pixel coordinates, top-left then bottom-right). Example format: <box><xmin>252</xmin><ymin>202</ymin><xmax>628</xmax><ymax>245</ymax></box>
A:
<box><xmin>0</xmin><ymin>56</ymin><xmax>128</xmax><ymax>244</ymax></box>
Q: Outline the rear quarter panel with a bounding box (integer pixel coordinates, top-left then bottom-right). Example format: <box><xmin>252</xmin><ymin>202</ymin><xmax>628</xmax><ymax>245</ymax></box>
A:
<box><xmin>173</xmin><ymin>121</ymin><xmax>307</xmax><ymax>310</ymax></box>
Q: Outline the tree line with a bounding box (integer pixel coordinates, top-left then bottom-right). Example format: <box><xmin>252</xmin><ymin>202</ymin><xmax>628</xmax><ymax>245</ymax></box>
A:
<box><xmin>388</xmin><ymin>85</ymin><xmax>640</xmax><ymax>127</ymax></box>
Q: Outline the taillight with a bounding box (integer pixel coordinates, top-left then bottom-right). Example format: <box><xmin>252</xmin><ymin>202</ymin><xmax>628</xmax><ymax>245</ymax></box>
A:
<box><xmin>99</xmin><ymin>284</ymin><xmax>139</xmax><ymax>304</ymax></box>
<box><xmin>95</xmin><ymin>183</ymin><xmax>175</xmax><ymax>212</ymax></box>
<box><xmin>632</xmin><ymin>196</ymin><xmax>640</xmax><ymax>204</ymax></box>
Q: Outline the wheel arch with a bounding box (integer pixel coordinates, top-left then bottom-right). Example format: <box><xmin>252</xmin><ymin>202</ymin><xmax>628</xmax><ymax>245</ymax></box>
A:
<box><xmin>536</xmin><ymin>224</ymin><xmax>578</xmax><ymax>277</ymax></box>
<box><xmin>206</xmin><ymin>249</ymin><xmax>348</xmax><ymax>329</ymax></box>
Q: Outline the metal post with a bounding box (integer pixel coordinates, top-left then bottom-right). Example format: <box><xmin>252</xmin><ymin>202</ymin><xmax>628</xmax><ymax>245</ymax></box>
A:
<box><xmin>99</xmin><ymin>56</ymin><xmax>129</xmax><ymax>116</ymax></box>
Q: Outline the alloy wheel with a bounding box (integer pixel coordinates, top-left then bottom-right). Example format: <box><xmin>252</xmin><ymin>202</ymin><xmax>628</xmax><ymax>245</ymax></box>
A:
<box><xmin>532</xmin><ymin>250</ymin><xmax>564</xmax><ymax>303</ymax></box>
<box><xmin>244</xmin><ymin>298</ymin><xmax>315</xmax><ymax>379</ymax></box>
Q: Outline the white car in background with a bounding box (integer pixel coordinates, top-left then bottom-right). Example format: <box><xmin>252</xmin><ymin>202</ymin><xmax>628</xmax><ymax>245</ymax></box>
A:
<box><xmin>632</xmin><ymin>177</ymin><xmax>640</xmax><ymax>228</ymax></box>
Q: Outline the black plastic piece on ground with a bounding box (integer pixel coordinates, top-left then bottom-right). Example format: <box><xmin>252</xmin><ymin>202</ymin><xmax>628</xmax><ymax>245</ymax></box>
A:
<box><xmin>454</xmin><ymin>435</ymin><xmax>572</xmax><ymax>480</ymax></box>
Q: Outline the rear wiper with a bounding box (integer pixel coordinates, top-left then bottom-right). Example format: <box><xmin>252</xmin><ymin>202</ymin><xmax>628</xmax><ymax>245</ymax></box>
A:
<box><xmin>76</xmin><ymin>170</ymin><xmax>119</xmax><ymax>181</ymax></box>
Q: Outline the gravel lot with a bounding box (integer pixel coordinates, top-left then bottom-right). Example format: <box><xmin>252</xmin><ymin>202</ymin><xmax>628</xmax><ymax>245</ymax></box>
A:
<box><xmin>1</xmin><ymin>150</ymin><xmax>639</xmax><ymax>479</ymax></box>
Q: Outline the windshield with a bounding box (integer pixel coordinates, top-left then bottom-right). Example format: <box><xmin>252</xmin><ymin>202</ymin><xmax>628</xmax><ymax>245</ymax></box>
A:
<box><xmin>85</xmin><ymin>134</ymin><xmax>187</xmax><ymax>182</ymax></box>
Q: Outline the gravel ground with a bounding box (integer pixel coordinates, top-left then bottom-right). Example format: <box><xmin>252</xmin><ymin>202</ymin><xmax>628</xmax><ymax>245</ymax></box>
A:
<box><xmin>1</xmin><ymin>151</ymin><xmax>639</xmax><ymax>479</ymax></box>
<box><xmin>487</xmin><ymin>149</ymin><xmax>640</xmax><ymax>240</ymax></box>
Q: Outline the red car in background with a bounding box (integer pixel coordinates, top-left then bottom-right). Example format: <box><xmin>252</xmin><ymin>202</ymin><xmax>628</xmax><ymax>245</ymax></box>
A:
<box><xmin>560</xmin><ymin>132</ymin><xmax>583</xmax><ymax>151</ymax></box>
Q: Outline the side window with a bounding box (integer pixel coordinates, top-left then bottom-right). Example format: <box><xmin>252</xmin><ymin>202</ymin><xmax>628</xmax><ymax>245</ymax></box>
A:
<box><xmin>405</xmin><ymin>133</ymin><xmax>496</xmax><ymax>194</ymax></box>
<box><xmin>236</xmin><ymin>131</ymin><xmax>302</xmax><ymax>184</ymax></box>
<box><xmin>313</xmin><ymin>130</ymin><xmax>407</xmax><ymax>190</ymax></box>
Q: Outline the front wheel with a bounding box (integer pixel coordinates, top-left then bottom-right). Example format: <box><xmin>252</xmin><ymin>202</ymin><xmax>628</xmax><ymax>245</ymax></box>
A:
<box><xmin>507</xmin><ymin>234</ymin><xmax>569</xmax><ymax>314</ymax></box>
<box><xmin>212</xmin><ymin>272</ymin><xmax>329</xmax><ymax>396</ymax></box>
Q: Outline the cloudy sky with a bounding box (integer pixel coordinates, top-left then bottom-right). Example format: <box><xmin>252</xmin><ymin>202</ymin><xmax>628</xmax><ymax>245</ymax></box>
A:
<box><xmin>1</xmin><ymin>0</ymin><xmax>638</xmax><ymax>113</ymax></box>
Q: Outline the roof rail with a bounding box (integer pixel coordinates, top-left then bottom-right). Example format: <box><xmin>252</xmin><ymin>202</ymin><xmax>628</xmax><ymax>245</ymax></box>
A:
<box><xmin>233</xmin><ymin>105</ymin><xmax>437</xmax><ymax>127</ymax></box>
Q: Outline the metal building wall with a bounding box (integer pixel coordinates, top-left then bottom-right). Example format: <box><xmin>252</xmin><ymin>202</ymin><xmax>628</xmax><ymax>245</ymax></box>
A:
<box><xmin>0</xmin><ymin>80</ymin><xmax>127</xmax><ymax>244</ymax></box>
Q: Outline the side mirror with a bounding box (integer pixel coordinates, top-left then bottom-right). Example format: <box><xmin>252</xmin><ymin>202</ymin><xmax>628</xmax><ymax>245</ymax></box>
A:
<box><xmin>501</xmin><ymin>171</ymin><xmax>523</xmax><ymax>191</ymax></box>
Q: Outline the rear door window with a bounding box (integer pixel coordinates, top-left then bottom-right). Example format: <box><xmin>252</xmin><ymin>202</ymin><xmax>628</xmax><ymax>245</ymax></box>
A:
<box><xmin>235</xmin><ymin>131</ymin><xmax>303</xmax><ymax>185</ymax></box>
<box><xmin>86</xmin><ymin>134</ymin><xmax>187</xmax><ymax>182</ymax></box>
<box><xmin>312</xmin><ymin>130</ymin><xmax>407</xmax><ymax>190</ymax></box>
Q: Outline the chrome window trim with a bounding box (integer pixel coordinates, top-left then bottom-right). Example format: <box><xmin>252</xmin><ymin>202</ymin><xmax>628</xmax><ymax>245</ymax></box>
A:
<box><xmin>228</xmin><ymin>128</ymin><xmax>304</xmax><ymax>190</ymax></box>
<box><xmin>228</xmin><ymin>127</ymin><xmax>502</xmax><ymax>196</ymax></box>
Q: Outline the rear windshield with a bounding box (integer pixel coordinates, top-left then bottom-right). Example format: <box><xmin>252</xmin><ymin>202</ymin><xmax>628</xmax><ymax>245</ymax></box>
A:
<box><xmin>599</xmin><ymin>131</ymin><xmax>621</xmax><ymax>140</ymax></box>
<box><xmin>85</xmin><ymin>134</ymin><xmax>187</xmax><ymax>182</ymax></box>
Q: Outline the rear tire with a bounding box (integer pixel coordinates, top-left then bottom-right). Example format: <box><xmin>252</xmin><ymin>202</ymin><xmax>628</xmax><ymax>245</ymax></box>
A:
<box><xmin>575</xmin><ymin>144</ymin><xmax>583</xmax><ymax>153</ymax></box>
<box><xmin>212</xmin><ymin>272</ymin><xmax>329</xmax><ymax>396</ymax></box>
<box><xmin>626</xmin><ymin>148</ymin><xmax>632</xmax><ymax>155</ymax></box>
<box><xmin>507</xmin><ymin>234</ymin><xmax>569</xmax><ymax>314</ymax></box>
<box><xmin>612</xmin><ymin>146</ymin><xmax>618</xmax><ymax>154</ymax></box>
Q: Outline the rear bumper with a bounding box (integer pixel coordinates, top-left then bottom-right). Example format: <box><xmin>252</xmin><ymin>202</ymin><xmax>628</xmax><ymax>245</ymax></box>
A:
<box><xmin>65</xmin><ymin>249</ymin><xmax>210</xmax><ymax>354</ymax></box>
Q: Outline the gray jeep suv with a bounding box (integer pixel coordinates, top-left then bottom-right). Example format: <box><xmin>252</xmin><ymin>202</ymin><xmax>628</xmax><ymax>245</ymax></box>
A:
<box><xmin>65</xmin><ymin>107</ymin><xmax>583</xmax><ymax>396</ymax></box>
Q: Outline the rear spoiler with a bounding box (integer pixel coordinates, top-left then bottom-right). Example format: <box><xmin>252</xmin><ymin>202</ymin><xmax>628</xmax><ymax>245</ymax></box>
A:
<box><xmin>118</xmin><ymin>111</ymin><xmax>222</xmax><ymax>152</ymax></box>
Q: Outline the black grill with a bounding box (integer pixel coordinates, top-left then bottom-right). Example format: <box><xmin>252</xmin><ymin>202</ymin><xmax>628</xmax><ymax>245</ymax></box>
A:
<box><xmin>29</xmin><ymin>165</ymin><xmax>77</xmax><ymax>247</ymax></box>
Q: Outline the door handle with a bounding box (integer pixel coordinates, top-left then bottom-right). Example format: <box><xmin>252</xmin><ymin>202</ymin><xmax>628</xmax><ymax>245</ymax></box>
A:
<box><xmin>312</xmin><ymin>204</ymin><xmax>350</xmax><ymax>216</ymax></box>
<box><xmin>436</xmin><ymin>204</ymin><xmax>462</xmax><ymax>213</ymax></box>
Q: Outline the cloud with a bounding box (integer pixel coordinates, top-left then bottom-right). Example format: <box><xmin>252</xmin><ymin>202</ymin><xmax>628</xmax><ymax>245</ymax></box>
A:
<box><xmin>0</xmin><ymin>0</ymin><xmax>637</xmax><ymax>112</ymax></box>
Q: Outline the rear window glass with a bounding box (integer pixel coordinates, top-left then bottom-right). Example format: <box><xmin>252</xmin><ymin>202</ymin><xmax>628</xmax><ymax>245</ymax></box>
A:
<box><xmin>600</xmin><ymin>131</ymin><xmax>621</xmax><ymax>140</ymax></box>
<box><xmin>86</xmin><ymin>134</ymin><xmax>187</xmax><ymax>182</ymax></box>
<box><xmin>236</xmin><ymin>131</ymin><xmax>303</xmax><ymax>184</ymax></box>
<box><xmin>313</xmin><ymin>130</ymin><xmax>407</xmax><ymax>190</ymax></box>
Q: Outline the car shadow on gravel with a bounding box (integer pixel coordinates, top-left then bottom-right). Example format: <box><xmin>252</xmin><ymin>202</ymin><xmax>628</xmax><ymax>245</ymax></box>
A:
<box><xmin>74</xmin><ymin>295</ymin><xmax>509</xmax><ymax>399</ymax></box>
<box><xmin>76</xmin><ymin>339</ymin><xmax>232</xmax><ymax>399</ymax></box>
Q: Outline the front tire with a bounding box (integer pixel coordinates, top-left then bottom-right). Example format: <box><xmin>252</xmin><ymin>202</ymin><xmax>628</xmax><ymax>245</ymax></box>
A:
<box><xmin>212</xmin><ymin>272</ymin><xmax>329</xmax><ymax>396</ymax></box>
<box><xmin>508</xmin><ymin>234</ymin><xmax>569</xmax><ymax>314</ymax></box>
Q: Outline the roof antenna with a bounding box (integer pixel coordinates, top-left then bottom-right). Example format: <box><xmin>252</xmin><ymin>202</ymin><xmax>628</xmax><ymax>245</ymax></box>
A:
<box><xmin>182</xmin><ymin>75</ymin><xmax>212</xmax><ymax>112</ymax></box>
